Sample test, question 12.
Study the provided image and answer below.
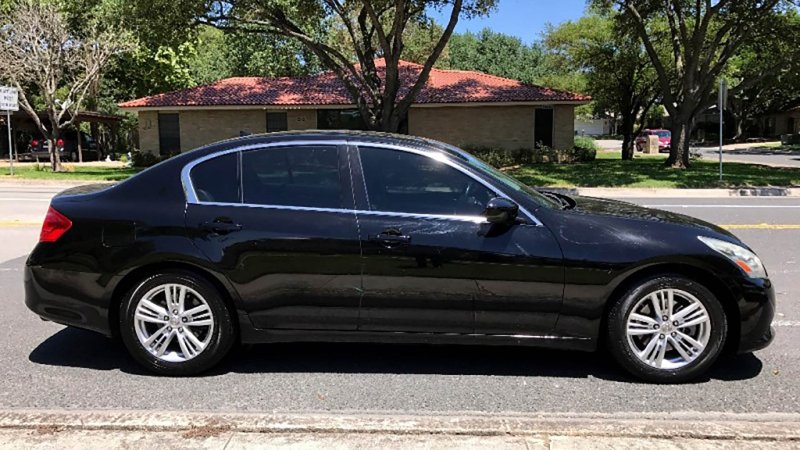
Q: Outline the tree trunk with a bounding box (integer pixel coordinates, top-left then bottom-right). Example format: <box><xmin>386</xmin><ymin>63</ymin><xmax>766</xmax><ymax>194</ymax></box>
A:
<box><xmin>667</xmin><ymin>119</ymin><xmax>692</xmax><ymax>169</ymax></box>
<box><xmin>620</xmin><ymin>113</ymin><xmax>636</xmax><ymax>160</ymax></box>
<box><xmin>48</xmin><ymin>137</ymin><xmax>63</xmax><ymax>172</ymax></box>
<box><xmin>621</xmin><ymin>136</ymin><xmax>635</xmax><ymax>160</ymax></box>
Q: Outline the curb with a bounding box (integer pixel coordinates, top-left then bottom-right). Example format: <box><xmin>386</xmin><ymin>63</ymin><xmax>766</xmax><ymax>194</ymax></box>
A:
<box><xmin>1</xmin><ymin>179</ymin><xmax>798</xmax><ymax>198</ymax></box>
<box><xmin>1</xmin><ymin>410</ymin><xmax>799</xmax><ymax>441</ymax></box>
<box><xmin>544</xmin><ymin>187</ymin><xmax>800</xmax><ymax>198</ymax></box>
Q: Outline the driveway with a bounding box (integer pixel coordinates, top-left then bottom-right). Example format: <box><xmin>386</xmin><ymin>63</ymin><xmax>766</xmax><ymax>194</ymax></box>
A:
<box><xmin>695</xmin><ymin>143</ymin><xmax>800</xmax><ymax>168</ymax></box>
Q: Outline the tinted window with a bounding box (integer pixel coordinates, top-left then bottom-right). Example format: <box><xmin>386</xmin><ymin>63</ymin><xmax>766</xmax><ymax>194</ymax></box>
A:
<box><xmin>267</xmin><ymin>112</ymin><xmax>288</xmax><ymax>132</ymax></box>
<box><xmin>158</xmin><ymin>113</ymin><xmax>180</xmax><ymax>155</ymax></box>
<box><xmin>191</xmin><ymin>152</ymin><xmax>240</xmax><ymax>203</ymax></box>
<box><xmin>317</xmin><ymin>109</ymin><xmax>367</xmax><ymax>130</ymax></box>
<box><xmin>242</xmin><ymin>146</ymin><xmax>341</xmax><ymax>208</ymax></box>
<box><xmin>359</xmin><ymin>147</ymin><xmax>495</xmax><ymax>216</ymax></box>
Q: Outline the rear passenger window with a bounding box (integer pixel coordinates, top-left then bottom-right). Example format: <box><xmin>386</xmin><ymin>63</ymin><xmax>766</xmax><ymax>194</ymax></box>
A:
<box><xmin>191</xmin><ymin>152</ymin><xmax>240</xmax><ymax>203</ymax></box>
<box><xmin>241</xmin><ymin>146</ymin><xmax>341</xmax><ymax>208</ymax></box>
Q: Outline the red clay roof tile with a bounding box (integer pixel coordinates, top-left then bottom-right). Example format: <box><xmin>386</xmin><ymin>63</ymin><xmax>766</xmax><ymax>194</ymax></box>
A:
<box><xmin>119</xmin><ymin>60</ymin><xmax>590</xmax><ymax>108</ymax></box>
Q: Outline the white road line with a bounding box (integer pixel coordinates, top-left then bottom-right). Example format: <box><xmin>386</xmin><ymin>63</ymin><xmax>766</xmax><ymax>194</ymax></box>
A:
<box><xmin>644</xmin><ymin>205</ymin><xmax>800</xmax><ymax>208</ymax></box>
<box><xmin>772</xmin><ymin>320</ymin><xmax>800</xmax><ymax>327</ymax></box>
<box><xmin>0</xmin><ymin>198</ymin><xmax>51</xmax><ymax>201</ymax></box>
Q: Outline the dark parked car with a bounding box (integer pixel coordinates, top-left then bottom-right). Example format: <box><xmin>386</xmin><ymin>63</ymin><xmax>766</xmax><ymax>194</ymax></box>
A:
<box><xmin>25</xmin><ymin>131</ymin><xmax>774</xmax><ymax>382</ymax></box>
<box><xmin>22</xmin><ymin>130</ymin><xmax>100</xmax><ymax>162</ymax></box>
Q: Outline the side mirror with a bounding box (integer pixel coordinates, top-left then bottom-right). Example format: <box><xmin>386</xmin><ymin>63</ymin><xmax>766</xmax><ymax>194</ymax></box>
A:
<box><xmin>483</xmin><ymin>197</ymin><xmax>519</xmax><ymax>224</ymax></box>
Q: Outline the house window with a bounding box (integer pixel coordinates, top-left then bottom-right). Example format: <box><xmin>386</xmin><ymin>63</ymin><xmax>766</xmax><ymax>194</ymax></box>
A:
<box><xmin>317</xmin><ymin>109</ymin><xmax>367</xmax><ymax>130</ymax></box>
<box><xmin>158</xmin><ymin>113</ymin><xmax>180</xmax><ymax>155</ymax></box>
<box><xmin>267</xmin><ymin>112</ymin><xmax>288</xmax><ymax>132</ymax></box>
<box><xmin>534</xmin><ymin>108</ymin><xmax>554</xmax><ymax>149</ymax></box>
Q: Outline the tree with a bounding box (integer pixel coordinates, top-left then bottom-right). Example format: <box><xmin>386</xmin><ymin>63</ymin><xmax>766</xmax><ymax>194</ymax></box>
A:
<box><xmin>545</xmin><ymin>13</ymin><xmax>658</xmax><ymax>160</ymax></box>
<box><xmin>446</xmin><ymin>28</ymin><xmax>546</xmax><ymax>84</ymax></box>
<box><xmin>223</xmin><ymin>29</ymin><xmax>323</xmax><ymax>78</ymax></box>
<box><xmin>201</xmin><ymin>0</ymin><xmax>497</xmax><ymax>132</ymax></box>
<box><xmin>602</xmin><ymin>0</ymin><xmax>784</xmax><ymax>168</ymax></box>
<box><xmin>726</xmin><ymin>10</ymin><xmax>800</xmax><ymax>139</ymax></box>
<box><xmin>0</xmin><ymin>0</ymin><xmax>133</xmax><ymax>171</ymax></box>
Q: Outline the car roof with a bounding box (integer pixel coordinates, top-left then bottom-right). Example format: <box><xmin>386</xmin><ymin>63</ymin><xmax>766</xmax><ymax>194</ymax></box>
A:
<box><xmin>215</xmin><ymin>130</ymin><xmax>447</xmax><ymax>150</ymax></box>
<box><xmin>173</xmin><ymin>130</ymin><xmax>459</xmax><ymax>165</ymax></box>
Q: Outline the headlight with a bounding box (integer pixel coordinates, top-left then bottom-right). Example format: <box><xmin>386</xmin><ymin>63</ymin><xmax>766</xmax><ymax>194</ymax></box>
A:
<box><xmin>698</xmin><ymin>236</ymin><xmax>767</xmax><ymax>279</ymax></box>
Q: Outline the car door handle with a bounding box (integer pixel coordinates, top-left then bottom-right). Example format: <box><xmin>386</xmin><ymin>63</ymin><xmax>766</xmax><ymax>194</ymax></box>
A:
<box><xmin>200</xmin><ymin>220</ymin><xmax>242</xmax><ymax>235</ymax></box>
<box><xmin>370</xmin><ymin>232</ymin><xmax>411</xmax><ymax>247</ymax></box>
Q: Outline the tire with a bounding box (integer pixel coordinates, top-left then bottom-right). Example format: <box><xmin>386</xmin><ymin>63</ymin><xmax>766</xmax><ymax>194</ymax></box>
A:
<box><xmin>119</xmin><ymin>271</ymin><xmax>236</xmax><ymax>376</ymax></box>
<box><xmin>607</xmin><ymin>275</ymin><xmax>727</xmax><ymax>383</ymax></box>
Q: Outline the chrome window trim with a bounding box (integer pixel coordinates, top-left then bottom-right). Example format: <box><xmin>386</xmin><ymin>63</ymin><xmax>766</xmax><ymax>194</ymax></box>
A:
<box><xmin>194</xmin><ymin>201</ymin><xmax>486</xmax><ymax>224</ymax></box>
<box><xmin>181</xmin><ymin>138</ymin><xmax>542</xmax><ymax>226</ymax></box>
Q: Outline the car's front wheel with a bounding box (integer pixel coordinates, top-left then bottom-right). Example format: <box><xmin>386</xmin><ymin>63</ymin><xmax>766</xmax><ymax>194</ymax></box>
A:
<box><xmin>607</xmin><ymin>275</ymin><xmax>727</xmax><ymax>383</ymax></box>
<box><xmin>120</xmin><ymin>271</ymin><xmax>235</xmax><ymax>375</ymax></box>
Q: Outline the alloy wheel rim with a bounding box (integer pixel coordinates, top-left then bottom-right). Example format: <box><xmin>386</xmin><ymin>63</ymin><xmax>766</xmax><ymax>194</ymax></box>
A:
<box><xmin>133</xmin><ymin>283</ymin><xmax>215</xmax><ymax>363</ymax></box>
<box><xmin>625</xmin><ymin>288</ymin><xmax>711</xmax><ymax>370</ymax></box>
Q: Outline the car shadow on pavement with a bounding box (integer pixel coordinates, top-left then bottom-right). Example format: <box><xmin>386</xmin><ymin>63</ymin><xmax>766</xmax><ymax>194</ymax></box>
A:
<box><xmin>29</xmin><ymin>327</ymin><xmax>763</xmax><ymax>383</ymax></box>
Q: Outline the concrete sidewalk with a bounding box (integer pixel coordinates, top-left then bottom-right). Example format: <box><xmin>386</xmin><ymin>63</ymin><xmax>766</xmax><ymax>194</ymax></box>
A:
<box><xmin>1</xmin><ymin>409</ymin><xmax>798</xmax><ymax>449</ymax></box>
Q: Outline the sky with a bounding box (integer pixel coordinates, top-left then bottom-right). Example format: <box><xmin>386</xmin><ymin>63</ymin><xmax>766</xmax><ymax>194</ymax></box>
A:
<box><xmin>428</xmin><ymin>0</ymin><xmax>589</xmax><ymax>44</ymax></box>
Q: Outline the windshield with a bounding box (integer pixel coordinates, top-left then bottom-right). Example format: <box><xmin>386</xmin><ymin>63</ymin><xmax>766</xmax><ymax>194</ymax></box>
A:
<box><xmin>657</xmin><ymin>131</ymin><xmax>671</xmax><ymax>138</ymax></box>
<box><xmin>436</xmin><ymin>144</ymin><xmax>561</xmax><ymax>209</ymax></box>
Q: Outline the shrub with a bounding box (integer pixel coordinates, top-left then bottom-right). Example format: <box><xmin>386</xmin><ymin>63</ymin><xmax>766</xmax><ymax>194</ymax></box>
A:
<box><xmin>462</xmin><ymin>146</ymin><xmax>533</xmax><ymax>168</ymax></box>
<box><xmin>463</xmin><ymin>141</ymin><xmax>596</xmax><ymax>168</ymax></box>
<box><xmin>571</xmin><ymin>136</ymin><xmax>598</xmax><ymax>163</ymax></box>
<box><xmin>131</xmin><ymin>151</ymin><xmax>173</xmax><ymax>168</ymax></box>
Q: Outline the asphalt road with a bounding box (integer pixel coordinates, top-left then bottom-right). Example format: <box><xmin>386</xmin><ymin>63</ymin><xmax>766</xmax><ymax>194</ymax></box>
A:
<box><xmin>695</xmin><ymin>146</ymin><xmax>800</xmax><ymax>168</ymax></box>
<box><xmin>596</xmin><ymin>139</ymin><xmax>800</xmax><ymax>168</ymax></box>
<box><xmin>0</xmin><ymin>184</ymin><xmax>798</xmax><ymax>415</ymax></box>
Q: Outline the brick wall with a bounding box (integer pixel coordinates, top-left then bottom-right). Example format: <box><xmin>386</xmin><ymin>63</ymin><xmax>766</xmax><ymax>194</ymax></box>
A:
<box><xmin>137</xmin><ymin>104</ymin><xmax>578</xmax><ymax>154</ymax></box>
<box><xmin>178</xmin><ymin>110</ymin><xmax>267</xmax><ymax>152</ymax></box>
<box><xmin>137</xmin><ymin>111</ymin><xmax>159</xmax><ymax>155</ymax></box>
<box><xmin>553</xmin><ymin>105</ymin><xmax>575</xmax><ymax>150</ymax></box>
<box><xmin>409</xmin><ymin>104</ymin><xmax>576</xmax><ymax>151</ymax></box>
<box><xmin>287</xmin><ymin>109</ymin><xmax>317</xmax><ymax>130</ymax></box>
<box><xmin>409</xmin><ymin>106</ymin><xmax>535</xmax><ymax>151</ymax></box>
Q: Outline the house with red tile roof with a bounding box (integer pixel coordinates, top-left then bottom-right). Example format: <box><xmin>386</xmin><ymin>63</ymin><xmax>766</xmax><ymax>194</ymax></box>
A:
<box><xmin>119</xmin><ymin>60</ymin><xmax>590</xmax><ymax>155</ymax></box>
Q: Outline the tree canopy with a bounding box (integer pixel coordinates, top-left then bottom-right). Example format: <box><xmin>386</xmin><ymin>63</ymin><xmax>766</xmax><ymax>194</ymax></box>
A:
<box><xmin>599</xmin><ymin>0</ymin><xmax>788</xmax><ymax>168</ymax></box>
<box><xmin>544</xmin><ymin>12</ymin><xmax>658</xmax><ymax>159</ymax></box>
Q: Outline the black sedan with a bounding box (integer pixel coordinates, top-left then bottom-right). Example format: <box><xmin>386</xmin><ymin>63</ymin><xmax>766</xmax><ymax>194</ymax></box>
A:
<box><xmin>25</xmin><ymin>131</ymin><xmax>774</xmax><ymax>382</ymax></box>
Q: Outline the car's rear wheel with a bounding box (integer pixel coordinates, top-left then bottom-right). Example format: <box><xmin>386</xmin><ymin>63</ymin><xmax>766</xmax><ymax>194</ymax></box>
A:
<box><xmin>120</xmin><ymin>271</ymin><xmax>235</xmax><ymax>375</ymax></box>
<box><xmin>607</xmin><ymin>275</ymin><xmax>727</xmax><ymax>383</ymax></box>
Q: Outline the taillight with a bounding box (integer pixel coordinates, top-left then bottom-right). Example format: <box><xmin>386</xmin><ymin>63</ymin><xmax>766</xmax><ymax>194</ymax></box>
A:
<box><xmin>39</xmin><ymin>206</ymin><xmax>72</xmax><ymax>243</ymax></box>
<box><xmin>56</xmin><ymin>138</ymin><xmax>64</xmax><ymax>147</ymax></box>
<box><xmin>32</xmin><ymin>139</ymin><xmax>39</xmax><ymax>147</ymax></box>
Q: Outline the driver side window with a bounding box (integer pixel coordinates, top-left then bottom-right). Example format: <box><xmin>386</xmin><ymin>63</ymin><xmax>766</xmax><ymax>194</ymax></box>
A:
<box><xmin>358</xmin><ymin>146</ymin><xmax>495</xmax><ymax>216</ymax></box>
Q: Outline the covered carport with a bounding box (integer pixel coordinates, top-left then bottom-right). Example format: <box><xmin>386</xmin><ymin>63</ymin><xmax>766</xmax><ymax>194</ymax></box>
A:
<box><xmin>1</xmin><ymin>110</ymin><xmax>123</xmax><ymax>161</ymax></box>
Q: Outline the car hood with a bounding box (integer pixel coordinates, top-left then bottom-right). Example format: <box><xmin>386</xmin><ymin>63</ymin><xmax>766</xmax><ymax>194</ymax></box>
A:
<box><xmin>569</xmin><ymin>195</ymin><xmax>738</xmax><ymax>240</ymax></box>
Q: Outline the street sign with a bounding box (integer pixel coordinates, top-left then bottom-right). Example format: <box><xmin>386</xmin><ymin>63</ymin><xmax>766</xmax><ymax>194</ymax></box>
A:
<box><xmin>0</xmin><ymin>86</ymin><xmax>19</xmax><ymax>112</ymax></box>
<box><xmin>1</xmin><ymin>86</ymin><xmax>17</xmax><ymax>175</ymax></box>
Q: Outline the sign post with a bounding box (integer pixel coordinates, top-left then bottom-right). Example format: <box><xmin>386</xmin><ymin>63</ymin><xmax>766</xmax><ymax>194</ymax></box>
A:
<box><xmin>718</xmin><ymin>79</ymin><xmax>727</xmax><ymax>182</ymax></box>
<box><xmin>0</xmin><ymin>86</ymin><xmax>20</xmax><ymax>176</ymax></box>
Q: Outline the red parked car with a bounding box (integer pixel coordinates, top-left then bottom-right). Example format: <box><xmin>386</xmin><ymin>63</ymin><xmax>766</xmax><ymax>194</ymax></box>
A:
<box><xmin>635</xmin><ymin>129</ymin><xmax>672</xmax><ymax>152</ymax></box>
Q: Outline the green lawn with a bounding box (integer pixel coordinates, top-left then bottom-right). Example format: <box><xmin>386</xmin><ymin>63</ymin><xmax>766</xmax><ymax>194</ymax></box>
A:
<box><xmin>2</xmin><ymin>152</ymin><xmax>799</xmax><ymax>188</ymax></box>
<box><xmin>507</xmin><ymin>152</ymin><xmax>800</xmax><ymax>188</ymax></box>
<box><xmin>1</xmin><ymin>165</ymin><xmax>141</xmax><ymax>181</ymax></box>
